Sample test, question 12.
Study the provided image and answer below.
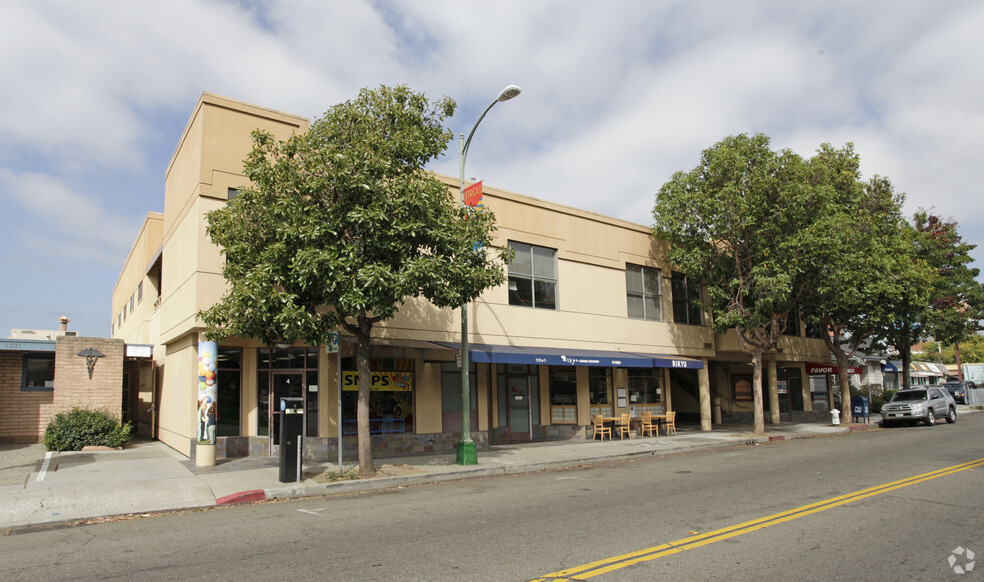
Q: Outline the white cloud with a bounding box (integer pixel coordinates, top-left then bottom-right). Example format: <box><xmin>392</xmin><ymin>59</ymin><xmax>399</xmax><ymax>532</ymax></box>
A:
<box><xmin>0</xmin><ymin>169</ymin><xmax>141</xmax><ymax>265</ymax></box>
<box><xmin>2</xmin><ymin>0</ymin><xmax>984</xmax><ymax>336</ymax></box>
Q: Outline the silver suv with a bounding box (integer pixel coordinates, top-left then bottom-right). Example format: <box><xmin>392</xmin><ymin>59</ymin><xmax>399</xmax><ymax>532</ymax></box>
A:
<box><xmin>880</xmin><ymin>387</ymin><xmax>956</xmax><ymax>427</ymax></box>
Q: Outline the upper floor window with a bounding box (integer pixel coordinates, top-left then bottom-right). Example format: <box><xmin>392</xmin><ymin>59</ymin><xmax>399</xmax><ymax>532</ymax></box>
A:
<box><xmin>671</xmin><ymin>272</ymin><xmax>702</xmax><ymax>325</ymax></box>
<box><xmin>508</xmin><ymin>241</ymin><xmax>557</xmax><ymax>309</ymax></box>
<box><xmin>137</xmin><ymin>281</ymin><xmax>143</xmax><ymax>303</ymax></box>
<box><xmin>227</xmin><ymin>187</ymin><xmax>240</xmax><ymax>201</ymax></box>
<box><xmin>781</xmin><ymin>310</ymin><xmax>801</xmax><ymax>336</ymax></box>
<box><xmin>626</xmin><ymin>264</ymin><xmax>662</xmax><ymax>321</ymax></box>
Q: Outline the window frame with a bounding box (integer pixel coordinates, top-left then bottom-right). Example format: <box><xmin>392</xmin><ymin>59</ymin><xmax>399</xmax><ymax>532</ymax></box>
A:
<box><xmin>625</xmin><ymin>263</ymin><xmax>662</xmax><ymax>321</ymax></box>
<box><xmin>22</xmin><ymin>352</ymin><xmax>55</xmax><ymax>391</ymax></box>
<box><xmin>507</xmin><ymin>241</ymin><xmax>558</xmax><ymax>310</ymax></box>
<box><xmin>671</xmin><ymin>271</ymin><xmax>703</xmax><ymax>325</ymax></box>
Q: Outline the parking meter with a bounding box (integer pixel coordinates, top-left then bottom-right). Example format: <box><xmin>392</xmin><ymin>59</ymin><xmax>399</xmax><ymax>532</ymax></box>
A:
<box><xmin>279</xmin><ymin>397</ymin><xmax>304</xmax><ymax>483</ymax></box>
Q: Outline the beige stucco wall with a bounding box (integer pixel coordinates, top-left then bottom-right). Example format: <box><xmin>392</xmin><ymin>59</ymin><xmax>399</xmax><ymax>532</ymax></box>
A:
<box><xmin>415</xmin><ymin>362</ymin><xmax>442</xmax><ymax>434</ymax></box>
<box><xmin>112</xmin><ymin>212</ymin><xmax>163</xmax><ymax>344</ymax></box>
<box><xmin>115</xmin><ymin>91</ymin><xmax>838</xmax><ymax>455</ymax></box>
<box><xmin>157</xmin><ymin>335</ymin><xmax>198</xmax><ymax>456</ymax></box>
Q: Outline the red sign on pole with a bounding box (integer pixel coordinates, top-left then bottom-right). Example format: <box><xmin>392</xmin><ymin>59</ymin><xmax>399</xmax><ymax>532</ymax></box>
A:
<box><xmin>463</xmin><ymin>181</ymin><xmax>483</xmax><ymax>207</ymax></box>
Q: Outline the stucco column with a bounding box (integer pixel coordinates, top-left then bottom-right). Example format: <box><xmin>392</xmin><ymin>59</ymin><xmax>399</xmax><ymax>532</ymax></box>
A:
<box><xmin>800</xmin><ymin>365</ymin><xmax>812</xmax><ymax>412</ymax></box>
<box><xmin>663</xmin><ymin>368</ymin><xmax>673</xmax><ymax>412</ymax></box>
<box><xmin>699</xmin><ymin>362</ymin><xmax>711</xmax><ymax>431</ymax></box>
<box><xmin>196</xmin><ymin>339</ymin><xmax>217</xmax><ymax>467</ymax></box>
<box><xmin>767</xmin><ymin>360</ymin><xmax>780</xmax><ymax>424</ymax></box>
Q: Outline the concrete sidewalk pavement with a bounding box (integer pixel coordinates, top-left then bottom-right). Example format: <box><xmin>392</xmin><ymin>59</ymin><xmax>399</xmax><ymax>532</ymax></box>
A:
<box><xmin>0</xmin><ymin>416</ymin><xmax>900</xmax><ymax>532</ymax></box>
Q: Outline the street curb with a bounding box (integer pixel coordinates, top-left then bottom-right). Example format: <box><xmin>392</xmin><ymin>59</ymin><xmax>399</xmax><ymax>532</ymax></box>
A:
<box><xmin>257</xmin><ymin>436</ymin><xmax>791</xmax><ymax>503</ymax></box>
<box><xmin>216</xmin><ymin>490</ymin><xmax>266</xmax><ymax>505</ymax></box>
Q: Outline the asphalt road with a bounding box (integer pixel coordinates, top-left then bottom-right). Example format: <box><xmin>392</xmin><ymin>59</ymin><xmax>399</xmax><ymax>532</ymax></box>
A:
<box><xmin>3</xmin><ymin>416</ymin><xmax>983</xmax><ymax>581</ymax></box>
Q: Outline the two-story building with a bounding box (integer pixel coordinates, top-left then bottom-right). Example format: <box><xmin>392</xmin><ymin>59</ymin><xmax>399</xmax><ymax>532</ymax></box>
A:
<box><xmin>113</xmin><ymin>92</ymin><xmax>830</xmax><ymax>461</ymax></box>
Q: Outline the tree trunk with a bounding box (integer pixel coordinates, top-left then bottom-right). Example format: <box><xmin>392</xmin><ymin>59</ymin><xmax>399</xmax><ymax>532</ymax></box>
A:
<box><xmin>955</xmin><ymin>342</ymin><xmax>963</xmax><ymax>381</ymax></box>
<box><xmin>901</xmin><ymin>320</ymin><xmax>912</xmax><ymax>390</ymax></box>
<box><xmin>752</xmin><ymin>349</ymin><xmax>765</xmax><ymax>434</ymax></box>
<box><xmin>837</xmin><ymin>366</ymin><xmax>852</xmax><ymax>425</ymax></box>
<box><xmin>355</xmin><ymin>317</ymin><xmax>375</xmax><ymax>476</ymax></box>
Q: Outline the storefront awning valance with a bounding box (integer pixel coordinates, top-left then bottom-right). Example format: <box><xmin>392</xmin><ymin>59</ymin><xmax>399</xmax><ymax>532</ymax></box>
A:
<box><xmin>882</xmin><ymin>361</ymin><xmax>946</xmax><ymax>376</ymax></box>
<box><xmin>806</xmin><ymin>362</ymin><xmax>862</xmax><ymax>375</ymax></box>
<box><xmin>432</xmin><ymin>342</ymin><xmax>703</xmax><ymax>369</ymax></box>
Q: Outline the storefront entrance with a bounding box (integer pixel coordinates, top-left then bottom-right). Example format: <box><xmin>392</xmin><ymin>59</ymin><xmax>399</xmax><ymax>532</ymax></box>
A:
<box><xmin>270</xmin><ymin>372</ymin><xmax>303</xmax><ymax>448</ymax></box>
<box><xmin>256</xmin><ymin>347</ymin><xmax>319</xmax><ymax>455</ymax></box>
<box><xmin>507</xmin><ymin>376</ymin><xmax>531</xmax><ymax>441</ymax></box>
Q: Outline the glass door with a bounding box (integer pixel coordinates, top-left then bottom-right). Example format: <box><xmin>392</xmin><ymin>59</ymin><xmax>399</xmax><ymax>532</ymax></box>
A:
<box><xmin>508</xmin><ymin>376</ymin><xmax>531</xmax><ymax>441</ymax></box>
<box><xmin>270</xmin><ymin>372</ymin><xmax>304</xmax><ymax>449</ymax></box>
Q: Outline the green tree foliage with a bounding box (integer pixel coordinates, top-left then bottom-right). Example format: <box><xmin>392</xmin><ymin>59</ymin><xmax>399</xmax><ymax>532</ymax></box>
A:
<box><xmin>798</xmin><ymin>143</ymin><xmax>912</xmax><ymax>421</ymax></box>
<box><xmin>913</xmin><ymin>211</ymin><xmax>984</xmax><ymax>375</ymax></box>
<box><xmin>876</xmin><ymin>211</ymin><xmax>983</xmax><ymax>388</ymax></box>
<box><xmin>922</xmin><ymin>335</ymin><xmax>984</xmax><ymax>365</ymax></box>
<box><xmin>653</xmin><ymin>134</ymin><xmax>816</xmax><ymax>434</ymax></box>
<box><xmin>200</xmin><ymin>85</ymin><xmax>510</xmax><ymax>475</ymax></box>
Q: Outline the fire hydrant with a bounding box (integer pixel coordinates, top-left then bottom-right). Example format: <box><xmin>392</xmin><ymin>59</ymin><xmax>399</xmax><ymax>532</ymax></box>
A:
<box><xmin>830</xmin><ymin>408</ymin><xmax>841</xmax><ymax>426</ymax></box>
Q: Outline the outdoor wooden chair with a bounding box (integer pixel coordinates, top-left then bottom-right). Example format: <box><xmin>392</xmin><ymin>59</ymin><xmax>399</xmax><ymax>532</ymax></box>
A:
<box><xmin>639</xmin><ymin>411</ymin><xmax>657</xmax><ymax>437</ymax></box>
<box><xmin>663</xmin><ymin>410</ymin><xmax>677</xmax><ymax>436</ymax></box>
<box><xmin>615</xmin><ymin>413</ymin><xmax>632</xmax><ymax>439</ymax></box>
<box><xmin>592</xmin><ymin>414</ymin><xmax>612</xmax><ymax>441</ymax></box>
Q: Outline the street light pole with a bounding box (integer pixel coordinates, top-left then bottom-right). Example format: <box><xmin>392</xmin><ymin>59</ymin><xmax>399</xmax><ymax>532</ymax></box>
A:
<box><xmin>456</xmin><ymin>84</ymin><xmax>521</xmax><ymax>466</ymax></box>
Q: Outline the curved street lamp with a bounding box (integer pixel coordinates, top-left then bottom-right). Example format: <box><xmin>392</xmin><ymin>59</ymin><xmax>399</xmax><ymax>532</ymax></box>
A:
<box><xmin>457</xmin><ymin>84</ymin><xmax>521</xmax><ymax>465</ymax></box>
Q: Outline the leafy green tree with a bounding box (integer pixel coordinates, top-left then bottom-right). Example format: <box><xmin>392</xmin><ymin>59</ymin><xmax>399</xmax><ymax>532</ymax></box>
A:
<box><xmin>913</xmin><ymin>211</ymin><xmax>984</xmax><ymax>380</ymax></box>
<box><xmin>798</xmin><ymin>143</ymin><xmax>911</xmax><ymax>421</ymax></box>
<box><xmin>871</xmin><ymin>221</ymin><xmax>936</xmax><ymax>390</ymax></box>
<box><xmin>199</xmin><ymin>85</ymin><xmax>510</xmax><ymax>475</ymax></box>
<box><xmin>653</xmin><ymin>134</ymin><xmax>815</xmax><ymax>434</ymax></box>
<box><xmin>875</xmin><ymin>212</ymin><xmax>983</xmax><ymax>389</ymax></box>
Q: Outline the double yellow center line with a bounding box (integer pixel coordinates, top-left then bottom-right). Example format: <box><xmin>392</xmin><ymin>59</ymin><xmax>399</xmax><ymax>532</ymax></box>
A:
<box><xmin>532</xmin><ymin>458</ymin><xmax>984</xmax><ymax>581</ymax></box>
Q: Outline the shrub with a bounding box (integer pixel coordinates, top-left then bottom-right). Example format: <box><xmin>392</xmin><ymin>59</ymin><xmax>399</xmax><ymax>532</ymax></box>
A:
<box><xmin>43</xmin><ymin>407</ymin><xmax>133</xmax><ymax>451</ymax></box>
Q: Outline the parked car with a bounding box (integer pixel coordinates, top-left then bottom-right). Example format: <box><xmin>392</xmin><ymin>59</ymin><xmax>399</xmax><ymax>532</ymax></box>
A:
<box><xmin>880</xmin><ymin>387</ymin><xmax>956</xmax><ymax>427</ymax></box>
<box><xmin>942</xmin><ymin>380</ymin><xmax>976</xmax><ymax>404</ymax></box>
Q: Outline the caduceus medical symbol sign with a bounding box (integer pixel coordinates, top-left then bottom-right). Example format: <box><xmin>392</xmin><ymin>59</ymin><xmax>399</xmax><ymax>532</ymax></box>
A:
<box><xmin>77</xmin><ymin>348</ymin><xmax>105</xmax><ymax>379</ymax></box>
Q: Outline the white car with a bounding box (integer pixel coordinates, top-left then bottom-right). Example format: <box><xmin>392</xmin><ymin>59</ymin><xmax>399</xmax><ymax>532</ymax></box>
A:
<box><xmin>880</xmin><ymin>387</ymin><xmax>956</xmax><ymax>427</ymax></box>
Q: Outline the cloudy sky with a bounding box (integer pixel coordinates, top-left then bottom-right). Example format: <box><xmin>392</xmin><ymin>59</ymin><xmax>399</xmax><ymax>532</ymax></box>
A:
<box><xmin>1</xmin><ymin>0</ymin><xmax>982</xmax><ymax>338</ymax></box>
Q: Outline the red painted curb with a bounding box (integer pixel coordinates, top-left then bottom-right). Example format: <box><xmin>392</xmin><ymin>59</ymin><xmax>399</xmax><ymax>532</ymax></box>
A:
<box><xmin>216</xmin><ymin>490</ymin><xmax>266</xmax><ymax>505</ymax></box>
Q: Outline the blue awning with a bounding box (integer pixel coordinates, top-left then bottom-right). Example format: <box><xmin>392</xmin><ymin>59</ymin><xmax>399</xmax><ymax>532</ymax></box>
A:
<box><xmin>432</xmin><ymin>342</ymin><xmax>703</xmax><ymax>369</ymax></box>
<box><xmin>629</xmin><ymin>352</ymin><xmax>705</xmax><ymax>370</ymax></box>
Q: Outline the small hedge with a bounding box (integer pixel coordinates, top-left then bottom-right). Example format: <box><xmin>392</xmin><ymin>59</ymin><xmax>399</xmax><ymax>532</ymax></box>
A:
<box><xmin>43</xmin><ymin>407</ymin><xmax>133</xmax><ymax>451</ymax></box>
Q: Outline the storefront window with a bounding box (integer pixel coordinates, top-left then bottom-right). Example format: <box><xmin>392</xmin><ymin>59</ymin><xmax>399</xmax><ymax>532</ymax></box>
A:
<box><xmin>628</xmin><ymin>368</ymin><xmax>662</xmax><ymax>410</ymax></box>
<box><xmin>442</xmin><ymin>361</ymin><xmax>476</xmax><ymax>433</ymax></box>
<box><xmin>589</xmin><ymin>368</ymin><xmax>612</xmax><ymax>417</ymax></box>
<box><xmin>549</xmin><ymin>366</ymin><xmax>577</xmax><ymax>423</ymax></box>
<box><xmin>343</xmin><ymin>358</ymin><xmax>414</xmax><ymax>435</ymax></box>
<box><xmin>216</xmin><ymin>347</ymin><xmax>241</xmax><ymax>437</ymax></box>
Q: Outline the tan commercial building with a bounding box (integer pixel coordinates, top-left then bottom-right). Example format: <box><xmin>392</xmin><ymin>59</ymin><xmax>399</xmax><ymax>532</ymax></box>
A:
<box><xmin>113</xmin><ymin>92</ymin><xmax>830</xmax><ymax>461</ymax></box>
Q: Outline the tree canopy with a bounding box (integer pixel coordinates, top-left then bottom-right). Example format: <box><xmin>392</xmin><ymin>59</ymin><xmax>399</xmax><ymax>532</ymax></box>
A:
<box><xmin>797</xmin><ymin>144</ymin><xmax>911</xmax><ymax>421</ymax></box>
<box><xmin>200</xmin><ymin>85</ymin><xmax>510</xmax><ymax>475</ymax></box>
<box><xmin>887</xmin><ymin>210</ymin><xmax>984</xmax><ymax>384</ymax></box>
<box><xmin>653</xmin><ymin>133</ymin><xmax>817</xmax><ymax>434</ymax></box>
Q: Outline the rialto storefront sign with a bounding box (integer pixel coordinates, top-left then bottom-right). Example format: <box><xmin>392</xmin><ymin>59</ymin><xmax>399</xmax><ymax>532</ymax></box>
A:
<box><xmin>806</xmin><ymin>362</ymin><xmax>862</xmax><ymax>375</ymax></box>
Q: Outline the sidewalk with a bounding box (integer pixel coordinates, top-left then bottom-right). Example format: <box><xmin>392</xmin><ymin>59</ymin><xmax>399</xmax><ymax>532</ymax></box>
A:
<box><xmin>0</xmin><ymin>415</ymin><xmax>916</xmax><ymax>532</ymax></box>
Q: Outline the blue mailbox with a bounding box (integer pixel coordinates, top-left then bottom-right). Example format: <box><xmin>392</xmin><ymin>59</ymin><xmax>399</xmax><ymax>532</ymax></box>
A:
<box><xmin>851</xmin><ymin>396</ymin><xmax>870</xmax><ymax>423</ymax></box>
